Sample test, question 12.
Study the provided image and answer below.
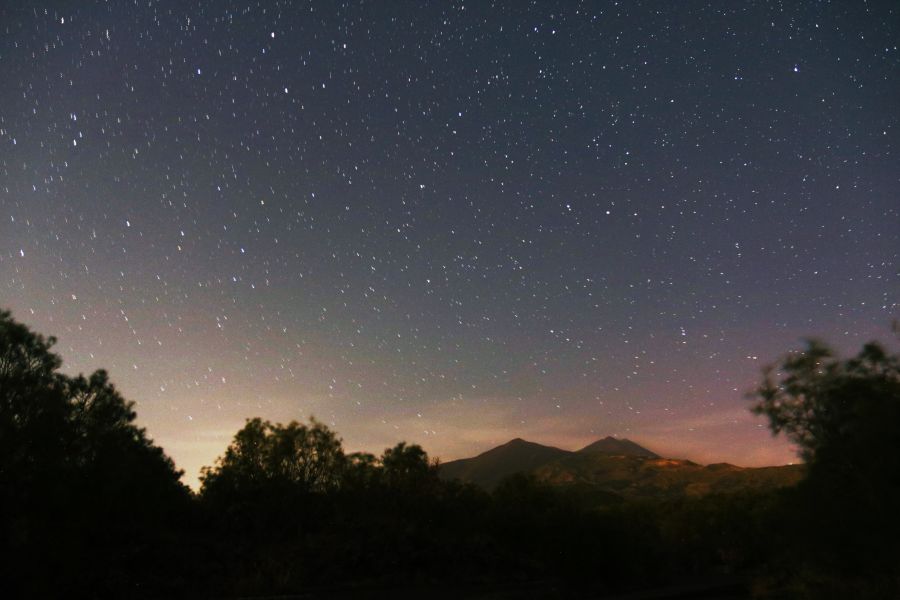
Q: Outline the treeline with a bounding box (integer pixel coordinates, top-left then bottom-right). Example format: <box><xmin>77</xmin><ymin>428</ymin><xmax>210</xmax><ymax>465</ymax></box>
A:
<box><xmin>1</xmin><ymin>309</ymin><xmax>898</xmax><ymax>598</ymax></box>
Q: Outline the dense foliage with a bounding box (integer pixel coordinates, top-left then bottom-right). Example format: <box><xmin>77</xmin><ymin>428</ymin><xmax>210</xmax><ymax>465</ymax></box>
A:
<box><xmin>751</xmin><ymin>339</ymin><xmax>900</xmax><ymax>598</ymax></box>
<box><xmin>3</xmin><ymin>309</ymin><xmax>898</xmax><ymax>598</ymax></box>
<box><xmin>0</xmin><ymin>310</ymin><xmax>190</xmax><ymax>596</ymax></box>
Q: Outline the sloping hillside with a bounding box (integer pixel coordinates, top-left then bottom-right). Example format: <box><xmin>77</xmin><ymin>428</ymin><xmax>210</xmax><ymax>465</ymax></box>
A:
<box><xmin>578</xmin><ymin>436</ymin><xmax>659</xmax><ymax>458</ymax></box>
<box><xmin>534</xmin><ymin>453</ymin><xmax>803</xmax><ymax>500</ymax></box>
<box><xmin>439</xmin><ymin>438</ymin><xmax>570</xmax><ymax>490</ymax></box>
<box><xmin>440</xmin><ymin>437</ymin><xmax>803</xmax><ymax>499</ymax></box>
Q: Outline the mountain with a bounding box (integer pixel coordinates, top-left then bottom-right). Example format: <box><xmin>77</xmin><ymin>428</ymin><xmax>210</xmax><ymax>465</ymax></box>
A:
<box><xmin>439</xmin><ymin>438</ymin><xmax>571</xmax><ymax>490</ymax></box>
<box><xmin>439</xmin><ymin>437</ymin><xmax>803</xmax><ymax>499</ymax></box>
<box><xmin>439</xmin><ymin>436</ymin><xmax>656</xmax><ymax>491</ymax></box>
<box><xmin>534</xmin><ymin>454</ymin><xmax>803</xmax><ymax>500</ymax></box>
<box><xmin>578</xmin><ymin>436</ymin><xmax>659</xmax><ymax>458</ymax></box>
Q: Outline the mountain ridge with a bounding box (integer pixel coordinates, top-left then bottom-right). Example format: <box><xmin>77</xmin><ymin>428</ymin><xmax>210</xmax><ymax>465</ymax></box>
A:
<box><xmin>439</xmin><ymin>437</ymin><xmax>803</xmax><ymax>499</ymax></box>
<box><xmin>577</xmin><ymin>436</ymin><xmax>659</xmax><ymax>458</ymax></box>
<box><xmin>438</xmin><ymin>437</ymin><xmax>571</xmax><ymax>491</ymax></box>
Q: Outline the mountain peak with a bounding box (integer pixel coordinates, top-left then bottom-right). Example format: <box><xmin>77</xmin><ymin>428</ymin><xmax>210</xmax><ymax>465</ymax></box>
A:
<box><xmin>440</xmin><ymin>438</ymin><xmax>571</xmax><ymax>490</ymax></box>
<box><xmin>440</xmin><ymin>437</ymin><xmax>801</xmax><ymax>498</ymax></box>
<box><xmin>578</xmin><ymin>437</ymin><xmax>658</xmax><ymax>458</ymax></box>
<box><xmin>501</xmin><ymin>437</ymin><xmax>554</xmax><ymax>448</ymax></box>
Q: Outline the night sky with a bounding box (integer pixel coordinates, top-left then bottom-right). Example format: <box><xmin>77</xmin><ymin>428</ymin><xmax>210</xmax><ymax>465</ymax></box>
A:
<box><xmin>2</xmin><ymin>1</ymin><xmax>897</xmax><ymax>489</ymax></box>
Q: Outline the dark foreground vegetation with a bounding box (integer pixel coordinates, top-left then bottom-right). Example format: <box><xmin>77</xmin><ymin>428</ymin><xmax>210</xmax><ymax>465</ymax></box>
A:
<box><xmin>1</xmin><ymin>309</ymin><xmax>898</xmax><ymax>598</ymax></box>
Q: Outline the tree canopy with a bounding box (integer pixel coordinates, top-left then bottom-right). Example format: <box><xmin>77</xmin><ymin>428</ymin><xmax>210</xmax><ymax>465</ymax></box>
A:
<box><xmin>752</xmin><ymin>338</ymin><xmax>900</xmax><ymax>471</ymax></box>
<box><xmin>0</xmin><ymin>310</ymin><xmax>189</xmax><ymax>596</ymax></box>
<box><xmin>200</xmin><ymin>417</ymin><xmax>347</xmax><ymax>498</ymax></box>
<box><xmin>199</xmin><ymin>416</ymin><xmax>440</xmax><ymax>500</ymax></box>
<box><xmin>751</xmin><ymin>338</ymin><xmax>900</xmax><ymax>597</ymax></box>
<box><xmin>0</xmin><ymin>310</ymin><xmax>186</xmax><ymax>496</ymax></box>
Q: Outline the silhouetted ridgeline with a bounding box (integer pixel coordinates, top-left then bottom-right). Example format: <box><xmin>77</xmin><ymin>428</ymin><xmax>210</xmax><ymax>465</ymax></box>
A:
<box><xmin>1</xmin><ymin>310</ymin><xmax>898</xmax><ymax>598</ymax></box>
<box><xmin>439</xmin><ymin>436</ymin><xmax>803</xmax><ymax>497</ymax></box>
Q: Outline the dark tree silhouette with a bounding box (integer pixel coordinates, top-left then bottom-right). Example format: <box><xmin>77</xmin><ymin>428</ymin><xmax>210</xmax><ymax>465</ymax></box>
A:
<box><xmin>752</xmin><ymin>339</ymin><xmax>900</xmax><ymax>598</ymax></box>
<box><xmin>753</xmin><ymin>340</ymin><xmax>900</xmax><ymax>463</ymax></box>
<box><xmin>200</xmin><ymin>417</ymin><xmax>347</xmax><ymax>499</ymax></box>
<box><xmin>0</xmin><ymin>310</ymin><xmax>189</xmax><ymax>597</ymax></box>
<box><xmin>381</xmin><ymin>441</ymin><xmax>439</xmax><ymax>492</ymax></box>
<box><xmin>343</xmin><ymin>450</ymin><xmax>379</xmax><ymax>491</ymax></box>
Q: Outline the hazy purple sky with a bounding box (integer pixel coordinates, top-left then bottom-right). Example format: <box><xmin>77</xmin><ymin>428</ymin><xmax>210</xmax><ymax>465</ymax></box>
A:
<box><xmin>2</xmin><ymin>1</ymin><xmax>897</xmax><ymax>488</ymax></box>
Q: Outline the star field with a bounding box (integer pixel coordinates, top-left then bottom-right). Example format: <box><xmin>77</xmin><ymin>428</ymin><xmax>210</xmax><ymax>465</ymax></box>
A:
<box><xmin>1</xmin><ymin>1</ymin><xmax>897</xmax><ymax>488</ymax></box>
